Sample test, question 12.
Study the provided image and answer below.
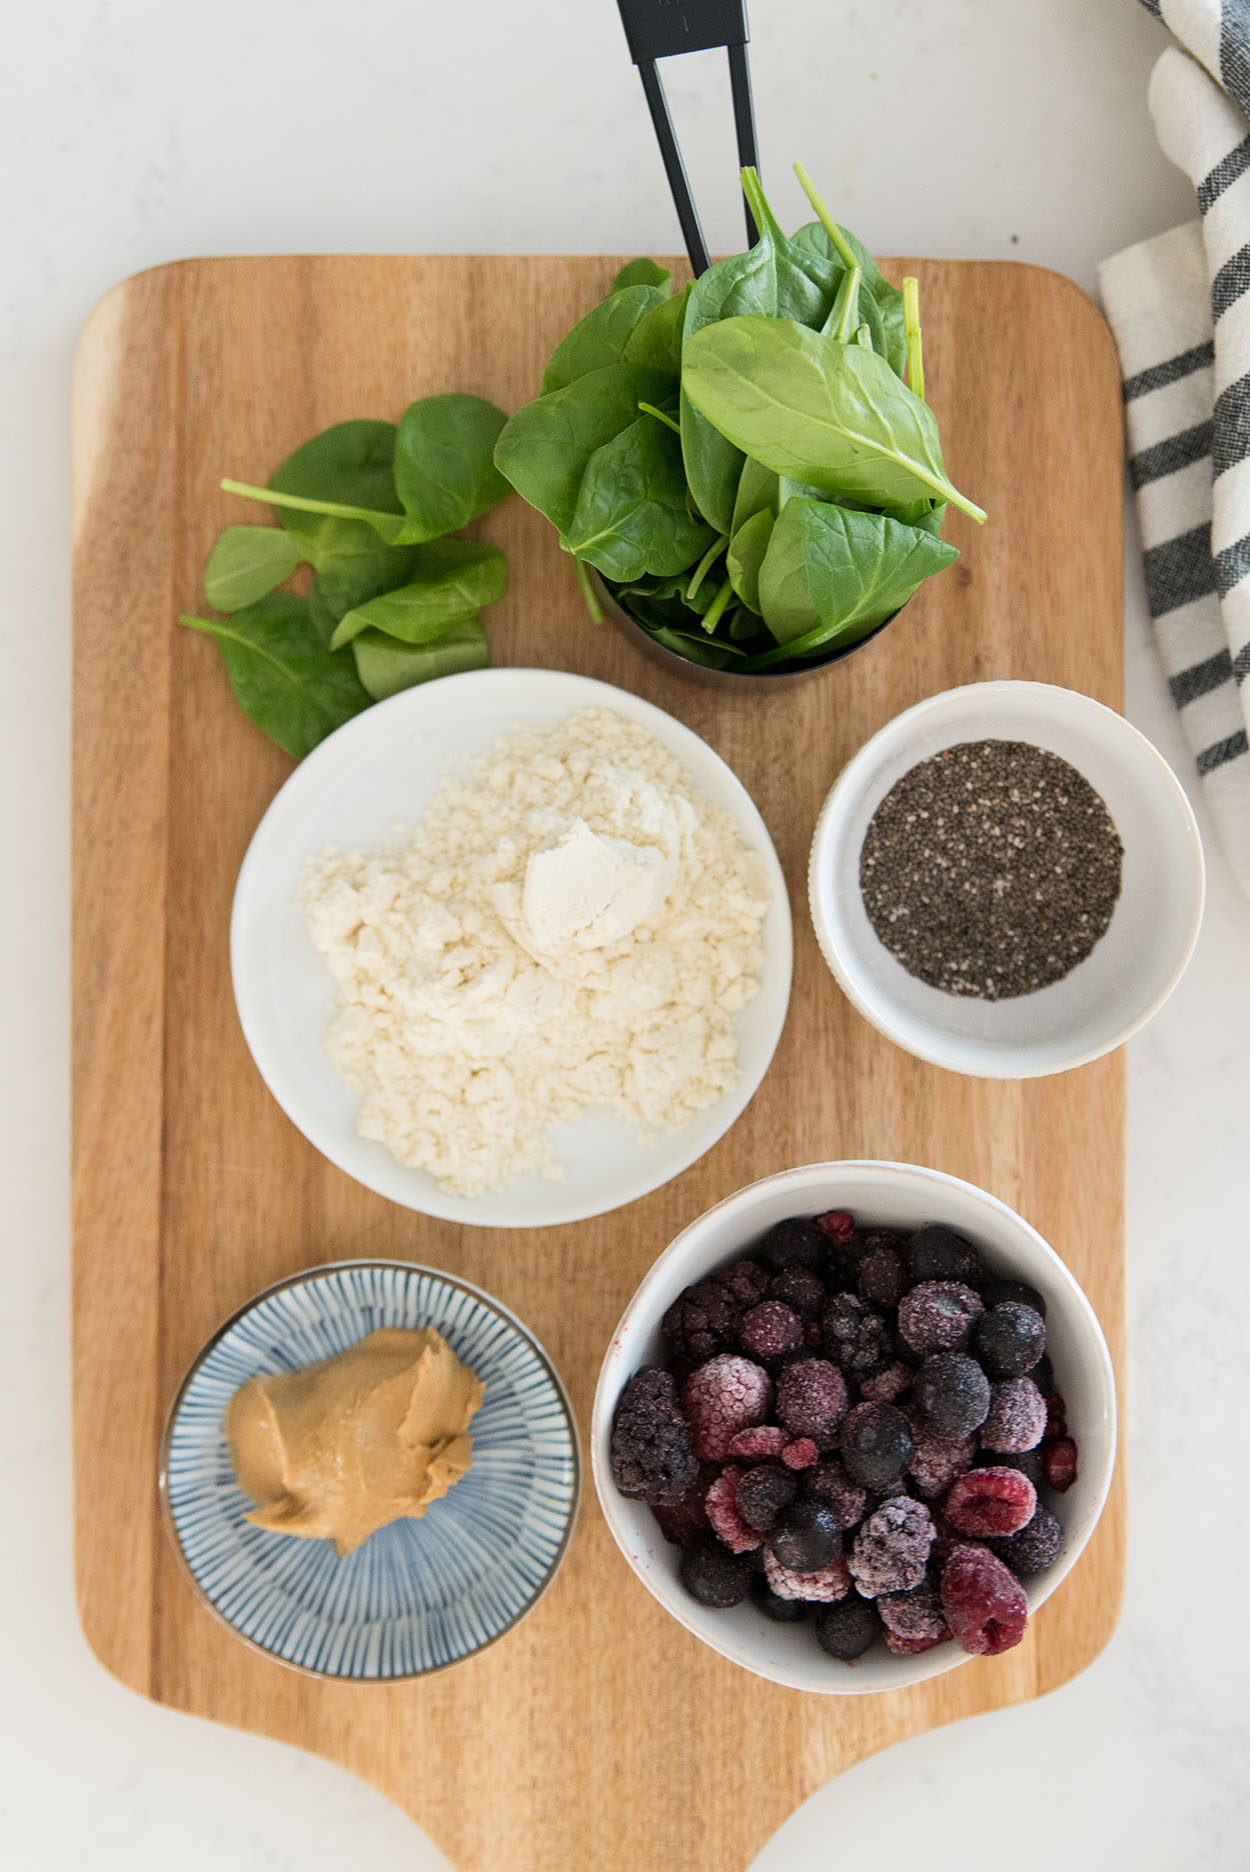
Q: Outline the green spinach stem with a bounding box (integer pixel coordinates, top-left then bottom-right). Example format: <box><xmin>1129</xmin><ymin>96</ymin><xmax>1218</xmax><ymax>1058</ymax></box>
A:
<box><xmin>572</xmin><ymin>556</ymin><xmax>605</xmax><ymax>624</ymax></box>
<box><xmin>687</xmin><ymin>532</ymin><xmax>730</xmax><ymax>601</ymax></box>
<box><xmin>700</xmin><ymin>574</ymin><xmax>735</xmax><ymax>635</ymax></box>
<box><xmin>739</xmin><ymin>167</ymin><xmax>783</xmax><ymax>247</ymax></box>
<box><xmin>792</xmin><ymin>163</ymin><xmax>858</xmax><ymax>273</ymax></box>
<box><xmin>834</xmin><ymin>265</ymin><xmax>862</xmax><ymax>343</ymax></box>
<box><xmin>903</xmin><ymin>277</ymin><xmax>925</xmax><ymax>402</ymax></box>
<box><xmin>637</xmin><ymin>400</ymin><xmax>682</xmax><ymax>436</ymax></box>
<box><xmin>221</xmin><ymin>478</ymin><xmax>392</xmax><ymax>531</ymax></box>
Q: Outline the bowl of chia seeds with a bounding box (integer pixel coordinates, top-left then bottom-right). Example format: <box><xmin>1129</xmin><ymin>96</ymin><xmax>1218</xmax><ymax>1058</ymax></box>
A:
<box><xmin>808</xmin><ymin>682</ymin><xmax>1205</xmax><ymax>1077</ymax></box>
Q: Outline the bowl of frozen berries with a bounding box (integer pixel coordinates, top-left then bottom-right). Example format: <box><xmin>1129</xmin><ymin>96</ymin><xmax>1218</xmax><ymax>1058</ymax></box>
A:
<box><xmin>591</xmin><ymin>1161</ymin><xmax>1115</xmax><ymax>1693</ymax></box>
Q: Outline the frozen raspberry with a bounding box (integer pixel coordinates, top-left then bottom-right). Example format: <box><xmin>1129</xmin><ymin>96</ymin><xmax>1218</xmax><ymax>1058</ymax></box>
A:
<box><xmin>764</xmin><ymin>1547</ymin><xmax>851</xmax><ymax>1603</ymax></box>
<box><xmin>736</xmin><ymin>1462</ymin><xmax>799</xmax><ymax>1532</ymax></box>
<box><xmin>750</xmin><ymin>1574</ymin><xmax>812</xmax><ymax>1622</ymax></box>
<box><xmin>898</xmin><ymin>1281</ymin><xmax>984</xmax><ymax>1355</ymax></box>
<box><xmin>944</xmin><ymin>1466</ymin><xmax>1037</xmax><ymax>1537</ymax></box>
<box><xmin>940</xmin><ymin>1543</ymin><xmax>1028</xmax><ymax>1655</ymax></box>
<box><xmin>776</xmin><ymin>1358</ymin><xmax>848</xmax><ymax>1446</ymax></box>
<box><xmin>907</xmin><ymin>1421</ymin><xmax>976</xmax><ymax>1499</ymax></box>
<box><xmin>974</xmin><ymin>1302</ymin><xmax>1046</xmax><ymax>1379</ymax></box>
<box><xmin>990</xmin><ymin>1504</ymin><xmax>1063</xmax><ymax>1576</ymax></box>
<box><xmin>609</xmin><ymin>1367</ymin><xmax>699</xmax><ymax>1504</ymax></box>
<box><xmin>803</xmin><ymin>1458</ymin><xmax>868</xmax><ymax>1529</ymax></box>
<box><xmin>1043</xmin><ymin>1392</ymin><xmax>1068</xmax><ymax>1441</ymax></box>
<box><xmin>848</xmin><ymin>1498</ymin><xmax>934</xmax><ymax>1597</ymax></box>
<box><xmin>839</xmin><ymin>1402</ymin><xmax>914</xmax><ymax>1492</ymax></box>
<box><xmin>859</xmin><ymin>1360</ymin><xmax>914</xmax><ymax>1405</ymax></box>
<box><xmin>815</xmin><ymin>1208</ymin><xmax>856</xmax><ymax>1247</ymax></box>
<box><xmin>679</xmin><ymin>1533</ymin><xmax>754</xmax><ymax>1608</ymax></box>
<box><xmin>662</xmin><ymin>1266</ymin><xmax>761</xmax><ymax>1362</ymax></box>
<box><xmin>878</xmin><ymin>1579</ymin><xmax>948</xmax><ymax>1646</ymax></box>
<box><xmin>705</xmin><ymin>1466</ymin><xmax>763</xmax><ymax>1552</ymax></box>
<box><xmin>781</xmin><ymin>1437</ymin><xmax>819</xmax><ymax>1470</ymax></box>
<box><xmin>1044</xmin><ymin>1437</ymin><xmax>1079</xmax><ymax>1492</ymax></box>
<box><xmin>982</xmin><ymin>1277</ymin><xmax>1047</xmax><ymax>1318</ymax></box>
<box><xmin>883</xmin><ymin>1628</ymin><xmax>947</xmax><ymax>1655</ymax></box>
<box><xmin>915</xmin><ymin>1352</ymin><xmax>991</xmax><ymax>1437</ymax></box>
<box><xmin>815</xmin><ymin>1595</ymin><xmax>880</xmax><ymax>1659</ymax></box>
<box><xmin>769</xmin><ymin>1499</ymin><xmax>844</xmax><ymax>1573</ymax></box>
<box><xmin>651</xmin><ymin>1464</ymin><xmax>714</xmax><ymax>1544</ymax></box>
<box><xmin>822</xmin><ymin>1293</ymin><xmax>892</xmax><ymax>1373</ymax></box>
<box><xmin>726</xmin><ymin>1424</ymin><xmax>788</xmax><ymax>1460</ymax></box>
<box><xmin>681</xmin><ymin>1355</ymin><xmax>773</xmax><ymax>1460</ymax></box>
<box><xmin>756</xmin><ymin>1217</ymin><xmax>827</xmax><ymax>1273</ymax></box>
<box><xmin>857</xmin><ymin>1243</ymin><xmax>908</xmax><ymax>1308</ymax></box>
<box><xmin>769</xmin><ymin>1266</ymin><xmax>826</xmax><ymax>1320</ymax></box>
<box><xmin>981</xmin><ymin>1377</ymin><xmax>1047</xmax><ymax>1454</ymax></box>
<box><xmin>740</xmin><ymin>1300</ymin><xmax>804</xmax><ymax>1362</ymax></box>
<box><xmin>905</xmin><ymin>1225</ymin><xmax>985</xmax><ymax>1288</ymax></box>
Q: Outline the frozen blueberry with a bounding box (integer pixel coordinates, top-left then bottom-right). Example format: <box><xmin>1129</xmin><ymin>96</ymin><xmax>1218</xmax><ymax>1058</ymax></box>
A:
<box><xmin>973</xmin><ymin>1302</ymin><xmax>1046</xmax><ymax>1380</ymax></box>
<box><xmin>755</xmin><ymin>1217</ymin><xmax>828</xmax><ymax>1274</ymax></box>
<box><xmin>839</xmin><ymin>1402</ymin><xmax>914</xmax><ymax>1492</ymax></box>
<box><xmin>769</xmin><ymin>1499</ymin><xmax>844</xmax><ymax>1573</ymax></box>
<box><xmin>815</xmin><ymin>1596</ymin><xmax>881</xmax><ymax>1660</ymax></box>
<box><xmin>679</xmin><ymin>1534</ymin><xmax>754</xmax><ymax>1608</ymax></box>
<box><xmin>914</xmin><ymin>1352</ymin><xmax>991</xmax><ymax>1438</ymax></box>
<box><xmin>736</xmin><ymin>1462</ymin><xmax>799</xmax><ymax>1532</ymax></box>
<box><xmin>776</xmin><ymin>1357</ymin><xmax>848</xmax><ymax>1446</ymax></box>
<box><xmin>980</xmin><ymin>1377</ymin><xmax>1047</xmax><ymax>1454</ymax></box>
<box><xmin>904</xmin><ymin>1225</ymin><xmax>985</xmax><ymax>1288</ymax></box>
<box><xmin>990</xmin><ymin>1504</ymin><xmax>1063</xmax><ymax>1576</ymax></box>
<box><xmin>740</xmin><ymin>1300</ymin><xmax>804</xmax><ymax>1362</ymax></box>
<box><xmin>768</xmin><ymin>1265</ymin><xmax>827</xmax><ymax>1321</ymax></box>
<box><xmin>897</xmin><ymin>1281</ymin><xmax>984</xmax><ymax>1355</ymax></box>
<box><xmin>802</xmin><ymin>1458</ymin><xmax>868</xmax><ymax>1529</ymax></box>
<box><xmin>981</xmin><ymin>1277</ymin><xmax>1047</xmax><ymax>1318</ymax></box>
<box><xmin>878</xmin><ymin>1579</ymin><xmax>948</xmax><ymax>1645</ymax></box>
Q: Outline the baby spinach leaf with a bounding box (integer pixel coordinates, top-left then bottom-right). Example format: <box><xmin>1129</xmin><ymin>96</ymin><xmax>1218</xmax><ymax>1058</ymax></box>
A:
<box><xmin>330</xmin><ymin>540</ymin><xmax>507</xmax><ymax>649</ymax></box>
<box><xmin>678</xmin><ymin>240</ymin><xmax>776</xmax><ymax>532</ymax></box>
<box><xmin>757</xmin><ymin>496</ymin><xmax>959</xmax><ymax>653</ymax></box>
<box><xmin>731</xmin><ymin>455</ymin><xmax>779</xmax><ymax>534</ymax></box>
<box><xmin>565</xmin><ymin>414</ymin><xmax>715</xmax><ymax>581</ymax></box>
<box><xmin>646</xmin><ymin>625</ymin><xmax>745</xmax><ymax>669</ymax></box>
<box><xmin>541</xmin><ymin>285</ymin><xmax>668</xmax><ymax>394</ymax></box>
<box><xmin>351</xmin><ymin>617</ymin><xmax>489</xmax><ymax>700</ymax></box>
<box><xmin>757</xmin><ymin>498</ymin><xmax>821</xmax><ymax>641</ymax></box>
<box><xmin>265</xmin><ymin>418</ymin><xmax>403</xmax><ymax>562</ymax></box>
<box><xmin>493</xmin><ymin>362</ymin><xmax>670</xmax><ymax>537</ymax></box>
<box><xmin>203</xmin><ymin>526</ymin><xmax>302</xmax><ymax>611</ymax></box>
<box><xmin>391</xmin><ymin>394</ymin><xmax>510</xmax><ymax>542</ymax></box>
<box><xmin>791</xmin><ymin>221</ymin><xmax>906</xmax><ymax>375</ymax></box>
<box><xmin>179</xmin><ymin>592</ymin><xmax>370</xmax><ymax>758</ymax></box>
<box><xmin>682</xmin><ymin>317</ymin><xmax>986</xmax><ymax>522</ymax></box>
<box><xmin>726</xmin><ymin>506</ymin><xmax>774</xmax><ymax>612</ymax></box>
<box><xmin>623</xmin><ymin>284</ymin><xmax>689</xmax><ymax>377</ymax></box>
<box><xmin>613</xmin><ymin>257</ymin><xmax>672</xmax><ymax>293</ymax></box>
<box><xmin>306</xmin><ymin>537</ymin><xmax>421</xmax><ymax>645</ymax></box>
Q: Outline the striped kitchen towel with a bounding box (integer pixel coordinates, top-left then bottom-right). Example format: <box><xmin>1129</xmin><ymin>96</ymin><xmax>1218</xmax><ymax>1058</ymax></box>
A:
<box><xmin>1099</xmin><ymin>0</ymin><xmax>1250</xmax><ymax>897</ymax></box>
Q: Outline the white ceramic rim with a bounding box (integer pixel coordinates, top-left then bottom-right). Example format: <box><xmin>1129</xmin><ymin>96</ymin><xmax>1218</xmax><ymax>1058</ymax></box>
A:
<box><xmin>591</xmin><ymin>1159</ymin><xmax>1117</xmax><ymax>1696</ymax></box>
<box><xmin>807</xmin><ymin>681</ymin><xmax>1206</xmax><ymax>1078</ymax></box>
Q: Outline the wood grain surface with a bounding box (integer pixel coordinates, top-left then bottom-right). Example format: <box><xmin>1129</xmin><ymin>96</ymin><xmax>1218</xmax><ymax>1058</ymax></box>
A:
<box><xmin>71</xmin><ymin>254</ymin><xmax>1126</xmax><ymax>1872</ymax></box>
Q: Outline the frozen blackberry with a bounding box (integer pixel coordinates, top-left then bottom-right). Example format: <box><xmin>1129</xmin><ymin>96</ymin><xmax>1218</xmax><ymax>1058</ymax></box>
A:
<box><xmin>839</xmin><ymin>1402</ymin><xmax>914</xmax><ymax>1491</ymax></box>
<box><xmin>941</xmin><ymin>1543</ymin><xmax>1028</xmax><ymax>1655</ymax></box>
<box><xmin>679</xmin><ymin>1533</ymin><xmax>754</xmax><ymax>1608</ymax></box>
<box><xmin>878</xmin><ymin>1579</ymin><xmax>948</xmax><ymax>1645</ymax></box>
<box><xmin>736</xmin><ymin>1463</ymin><xmax>799</xmax><ymax>1532</ymax></box>
<box><xmin>764</xmin><ymin>1548</ymin><xmax>850</xmax><ymax>1603</ymax></box>
<box><xmin>776</xmin><ymin>1357</ymin><xmax>849</xmax><ymax>1446</ymax></box>
<box><xmin>681</xmin><ymin>1355</ymin><xmax>773</xmax><ymax>1460</ymax></box>
<box><xmin>755</xmin><ymin>1216</ymin><xmax>827</xmax><ymax>1274</ymax></box>
<box><xmin>740</xmin><ymin>1300</ymin><xmax>804</xmax><ymax>1362</ymax></box>
<box><xmin>914</xmin><ymin>1352</ymin><xmax>991</xmax><ymax>1438</ymax></box>
<box><xmin>898</xmin><ymin>1281</ymin><xmax>984</xmax><ymax>1355</ymax></box>
<box><xmin>980</xmin><ymin>1377</ymin><xmax>1047</xmax><ymax>1454</ymax></box>
<box><xmin>944</xmin><ymin>1467</ymin><xmax>1037</xmax><ymax>1537</ymax></box>
<box><xmin>905</xmin><ymin>1224</ymin><xmax>985</xmax><ymax>1288</ymax></box>
<box><xmin>662</xmin><ymin>1264</ymin><xmax>764</xmax><ymax>1362</ymax></box>
<box><xmin>848</xmin><ymin>1497</ymin><xmax>935</xmax><ymax>1597</ymax></box>
<box><xmin>982</xmin><ymin>1277</ymin><xmax>1047</xmax><ymax>1318</ymax></box>
<box><xmin>769</xmin><ymin>1499</ymin><xmax>843</xmax><ymax>1573</ymax></box>
<box><xmin>750</xmin><ymin>1573</ymin><xmax>812</xmax><ymax>1622</ymax></box>
<box><xmin>822</xmin><ymin>1293</ymin><xmax>892</xmax><ymax>1373</ymax></box>
<box><xmin>974</xmin><ymin>1302</ymin><xmax>1046</xmax><ymax>1380</ymax></box>
<box><xmin>609</xmin><ymin>1367</ymin><xmax>699</xmax><ymax>1505</ymax></box>
<box><xmin>815</xmin><ymin>1595</ymin><xmax>880</xmax><ymax>1660</ymax></box>
<box><xmin>769</xmin><ymin>1265</ymin><xmax>827</xmax><ymax>1321</ymax></box>
<box><xmin>803</xmin><ymin>1458</ymin><xmax>868</xmax><ymax>1529</ymax></box>
<box><xmin>990</xmin><ymin>1504</ymin><xmax>1063</xmax><ymax>1576</ymax></box>
<box><xmin>857</xmin><ymin>1243</ymin><xmax>908</xmax><ymax>1308</ymax></box>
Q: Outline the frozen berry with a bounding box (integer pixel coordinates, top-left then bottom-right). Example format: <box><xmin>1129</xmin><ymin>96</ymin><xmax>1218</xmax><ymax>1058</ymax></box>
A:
<box><xmin>990</xmin><ymin>1504</ymin><xmax>1063</xmax><ymax>1576</ymax></box>
<box><xmin>736</xmin><ymin>1463</ymin><xmax>799</xmax><ymax>1532</ymax></box>
<box><xmin>756</xmin><ymin>1217</ymin><xmax>827</xmax><ymax>1273</ymax></box>
<box><xmin>905</xmin><ymin>1225</ymin><xmax>985</xmax><ymax>1288</ymax></box>
<box><xmin>857</xmin><ymin>1244</ymin><xmax>908</xmax><ymax>1308</ymax></box>
<box><xmin>839</xmin><ymin>1402</ymin><xmax>914</xmax><ymax>1491</ymax></box>
<box><xmin>815</xmin><ymin>1595</ymin><xmax>880</xmax><ymax>1660</ymax></box>
<box><xmin>815</xmin><ymin>1208</ymin><xmax>856</xmax><ymax>1247</ymax></box>
<box><xmin>982</xmin><ymin>1277</ymin><xmax>1047</xmax><ymax>1318</ymax></box>
<box><xmin>849</xmin><ymin>1498</ymin><xmax>934</xmax><ymax>1597</ymax></box>
<box><xmin>652</xmin><ymin>1464</ymin><xmax>714</xmax><ymax>1544</ymax></box>
<box><xmin>944</xmin><ymin>1467</ymin><xmax>1037</xmax><ymax>1537</ymax></box>
<box><xmin>1044</xmin><ymin>1436</ymin><xmax>1079</xmax><ymax>1492</ymax></box>
<box><xmin>781</xmin><ymin>1437</ymin><xmax>819</xmax><ymax>1470</ymax></box>
<box><xmin>975</xmin><ymin>1442</ymin><xmax>1045</xmax><ymax>1486</ymax></box>
<box><xmin>750</xmin><ymin>1574</ymin><xmax>812</xmax><ymax>1622</ymax></box>
<box><xmin>803</xmin><ymin>1458</ymin><xmax>868</xmax><ymax>1529</ymax></box>
<box><xmin>822</xmin><ymin>1293</ymin><xmax>892</xmax><ymax>1373</ymax></box>
<box><xmin>776</xmin><ymin>1358</ymin><xmax>848</xmax><ymax>1446</ymax></box>
<box><xmin>609</xmin><ymin>1367</ymin><xmax>699</xmax><ymax>1504</ymax></box>
<box><xmin>883</xmin><ymin>1628</ymin><xmax>947</xmax><ymax>1655</ymax></box>
<box><xmin>981</xmin><ymin>1377</ymin><xmax>1047</xmax><ymax>1454</ymax></box>
<box><xmin>740</xmin><ymin>1300</ymin><xmax>804</xmax><ymax>1362</ymax></box>
<box><xmin>860</xmin><ymin>1360</ymin><xmax>914</xmax><ymax>1405</ymax></box>
<box><xmin>764</xmin><ymin>1548</ymin><xmax>851</xmax><ymax>1603</ymax></box>
<box><xmin>769</xmin><ymin>1266</ymin><xmax>826</xmax><ymax>1320</ymax></box>
<box><xmin>974</xmin><ymin>1302</ymin><xmax>1046</xmax><ymax>1379</ymax></box>
<box><xmin>907</xmin><ymin>1421</ymin><xmax>977</xmax><ymax>1499</ymax></box>
<box><xmin>662</xmin><ymin>1265</ymin><xmax>764</xmax><ymax>1362</ymax></box>
<box><xmin>1031</xmin><ymin>1353</ymin><xmax>1055</xmax><ymax>1394</ymax></box>
<box><xmin>915</xmin><ymin>1352</ymin><xmax>991</xmax><ymax>1437</ymax></box>
<box><xmin>940</xmin><ymin>1543</ymin><xmax>1028</xmax><ymax>1655</ymax></box>
<box><xmin>878</xmin><ymin>1579</ymin><xmax>948</xmax><ymax>1645</ymax></box>
<box><xmin>705</xmin><ymin>1466</ymin><xmax>763</xmax><ymax>1552</ymax></box>
<box><xmin>1043</xmin><ymin>1392</ymin><xmax>1068</xmax><ymax>1441</ymax></box>
<box><xmin>681</xmin><ymin>1355</ymin><xmax>773</xmax><ymax>1460</ymax></box>
<box><xmin>726</xmin><ymin>1424</ymin><xmax>788</xmax><ymax>1460</ymax></box>
<box><xmin>769</xmin><ymin>1499</ymin><xmax>844</xmax><ymax>1572</ymax></box>
<box><xmin>897</xmin><ymin>1281</ymin><xmax>984</xmax><ymax>1355</ymax></box>
<box><xmin>679</xmin><ymin>1534</ymin><xmax>754</xmax><ymax>1608</ymax></box>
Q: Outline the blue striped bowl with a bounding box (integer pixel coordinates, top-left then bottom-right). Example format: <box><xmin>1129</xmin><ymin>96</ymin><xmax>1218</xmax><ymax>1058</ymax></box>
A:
<box><xmin>159</xmin><ymin>1262</ymin><xmax>580</xmax><ymax>1680</ymax></box>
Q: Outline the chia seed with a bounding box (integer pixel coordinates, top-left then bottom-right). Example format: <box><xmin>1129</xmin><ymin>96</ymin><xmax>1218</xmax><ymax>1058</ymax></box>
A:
<box><xmin>858</xmin><ymin>739</ymin><xmax>1123</xmax><ymax>1000</ymax></box>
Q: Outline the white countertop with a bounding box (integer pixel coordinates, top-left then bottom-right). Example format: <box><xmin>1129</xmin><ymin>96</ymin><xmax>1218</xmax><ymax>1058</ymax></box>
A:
<box><xmin>3</xmin><ymin>1</ymin><xmax>1246</xmax><ymax>1865</ymax></box>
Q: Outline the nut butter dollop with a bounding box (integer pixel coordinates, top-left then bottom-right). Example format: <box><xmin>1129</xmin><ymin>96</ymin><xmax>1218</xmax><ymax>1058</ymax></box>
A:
<box><xmin>224</xmin><ymin>1326</ymin><xmax>485</xmax><ymax>1556</ymax></box>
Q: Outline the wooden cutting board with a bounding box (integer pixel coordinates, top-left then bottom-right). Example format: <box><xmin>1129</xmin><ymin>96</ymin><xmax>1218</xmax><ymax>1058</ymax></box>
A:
<box><xmin>71</xmin><ymin>254</ymin><xmax>1126</xmax><ymax>1872</ymax></box>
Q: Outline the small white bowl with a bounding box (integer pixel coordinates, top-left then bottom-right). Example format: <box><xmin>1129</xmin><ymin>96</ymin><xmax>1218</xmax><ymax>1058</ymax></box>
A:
<box><xmin>808</xmin><ymin>681</ymin><xmax>1204</xmax><ymax>1077</ymax></box>
<box><xmin>592</xmin><ymin>1160</ymin><xmax>1116</xmax><ymax>1696</ymax></box>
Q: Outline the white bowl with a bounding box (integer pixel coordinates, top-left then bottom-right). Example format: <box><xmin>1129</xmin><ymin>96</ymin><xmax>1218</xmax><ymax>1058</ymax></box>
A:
<box><xmin>808</xmin><ymin>681</ymin><xmax>1204</xmax><ymax>1077</ymax></box>
<box><xmin>591</xmin><ymin>1160</ymin><xmax>1116</xmax><ymax>1695</ymax></box>
<box><xmin>230</xmin><ymin>668</ymin><xmax>792</xmax><ymax>1226</ymax></box>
